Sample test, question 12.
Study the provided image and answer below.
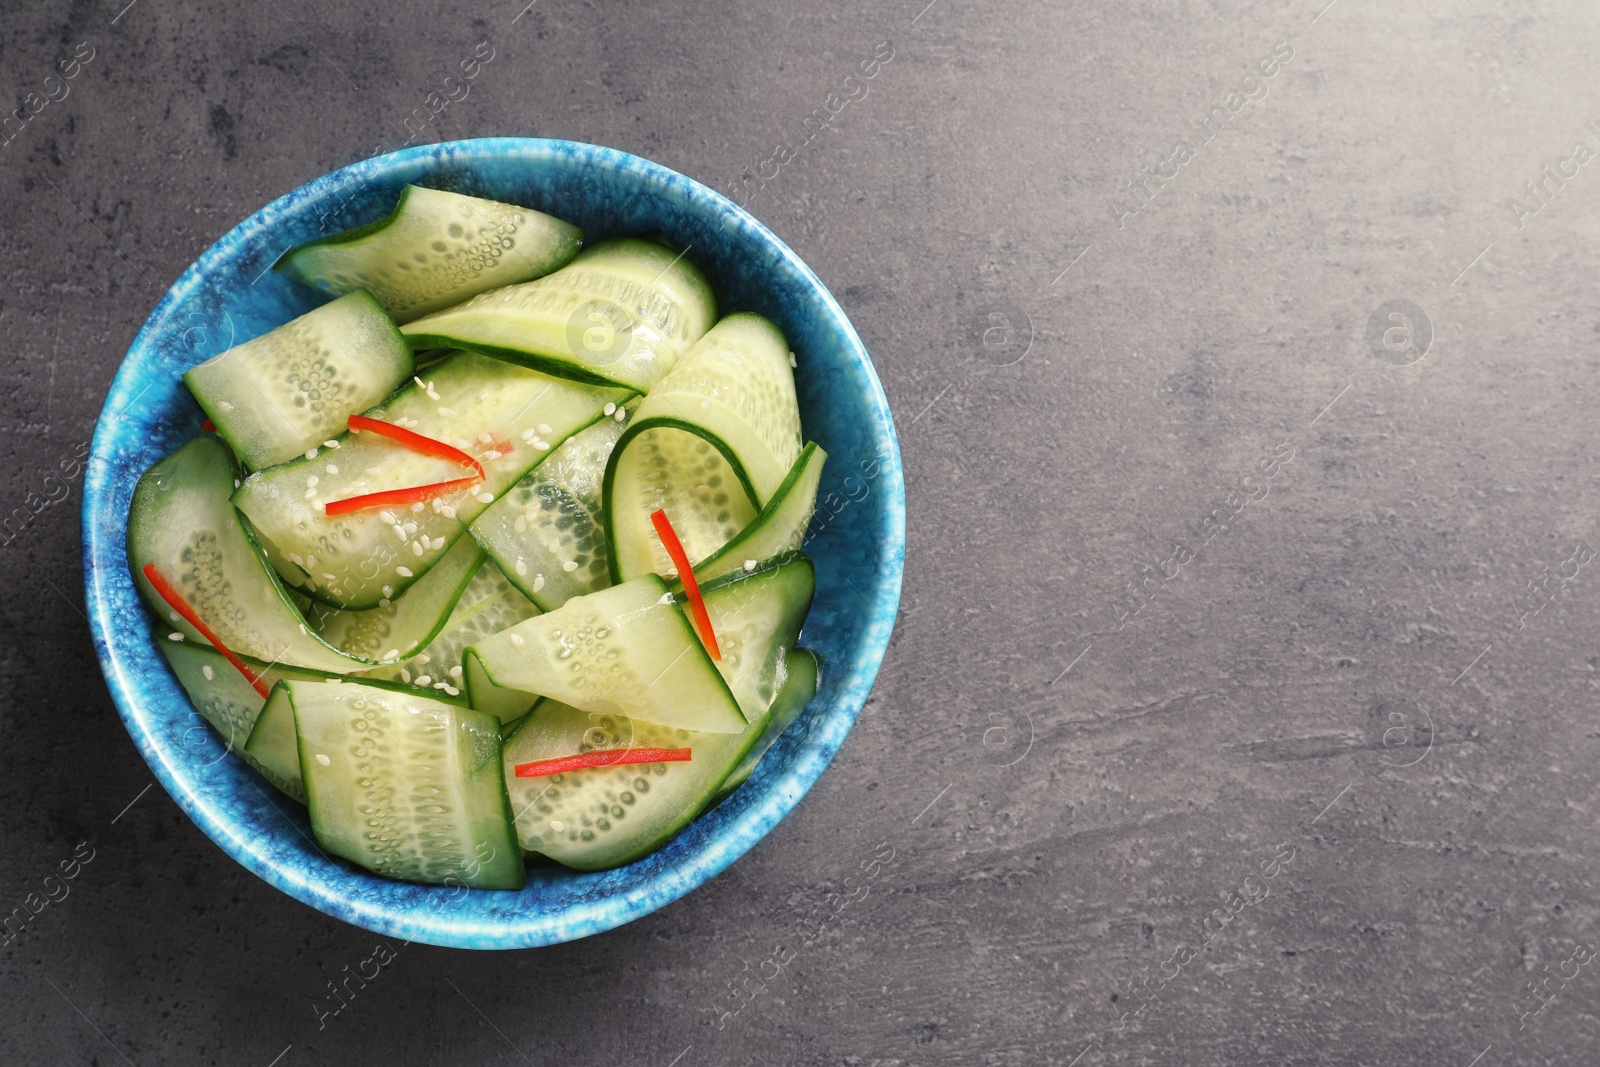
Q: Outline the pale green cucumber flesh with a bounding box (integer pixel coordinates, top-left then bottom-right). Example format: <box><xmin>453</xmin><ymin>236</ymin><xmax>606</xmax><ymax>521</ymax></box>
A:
<box><xmin>275</xmin><ymin>185</ymin><xmax>584</xmax><ymax>323</ymax></box>
<box><xmin>464</xmin><ymin>648</ymin><xmax>539</xmax><ymax>725</ymax></box>
<box><xmin>245</xmin><ymin>671</ymin><xmax>472</xmax><ymax>803</ymax></box>
<box><xmin>157</xmin><ymin>635</ymin><xmax>322</xmax><ymax>801</ymax></box>
<box><xmin>288</xmin><ymin>680</ymin><xmax>524</xmax><ymax>889</ymax></box>
<box><xmin>469</xmin><ymin>406</ymin><xmax>626</xmax><ymax>610</ymax></box>
<box><xmin>467</xmin><ymin>574</ymin><xmax>745</xmax><ymax>733</ymax></box>
<box><xmin>128</xmin><ymin>435</ymin><xmax>382</xmax><ymax>672</ymax></box>
<box><xmin>399</xmin><ymin>238</ymin><xmax>717</xmax><ymax>392</ymax></box>
<box><xmin>630</xmin><ymin>312</ymin><xmax>802</xmax><ymax>504</ymax></box>
<box><xmin>233</xmin><ymin>350</ymin><xmax>628</xmax><ymax>610</ymax></box>
<box><xmin>603</xmin><ymin>424</ymin><xmax>758</xmax><ymax>584</ymax></box>
<box><xmin>714</xmin><ymin>647</ymin><xmax>820</xmax><ymax>804</ymax></box>
<box><xmin>691</xmin><ymin>442</ymin><xmax>826</xmax><ymax>587</ymax></box>
<box><xmin>302</xmin><ymin>536</ymin><xmax>485</xmax><ymax>661</ymax></box>
<box><xmin>503</xmin><ymin>700</ymin><xmax>760</xmax><ymax>871</ymax></box>
<box><xmin>357</xmin><ymin>560</ymin><xmax>540</xmax><ymax>719</ymax></box>
<box><xmin>183</xmin><ymin>291</ymin><xmax>412</xmax><ymax>470</ymax></box>
<box><xmin>689</xmin><ymin>552</ymin><xmax>815</xmax><ymax>721</ymax></box>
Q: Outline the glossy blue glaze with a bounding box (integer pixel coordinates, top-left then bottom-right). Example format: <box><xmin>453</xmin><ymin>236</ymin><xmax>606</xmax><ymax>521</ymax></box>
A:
<box><xmin>82</xmin><ymin>139</ymin><xmax>904</xmax><ymax>949</ymax></box>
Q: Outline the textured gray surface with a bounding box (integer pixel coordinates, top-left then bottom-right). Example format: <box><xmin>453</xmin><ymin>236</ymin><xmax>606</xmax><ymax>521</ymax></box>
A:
<box><xmin>4</xmin><ymin>0</ymin><xmax>1600</xmax><ymax>1063</ymax></box>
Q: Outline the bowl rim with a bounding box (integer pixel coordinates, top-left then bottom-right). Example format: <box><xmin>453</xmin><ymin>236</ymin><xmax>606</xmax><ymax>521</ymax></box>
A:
<box><xmin>81</xmin><ymin>137</ymin><xmax>905</xmax><ymax>948</ymax></box>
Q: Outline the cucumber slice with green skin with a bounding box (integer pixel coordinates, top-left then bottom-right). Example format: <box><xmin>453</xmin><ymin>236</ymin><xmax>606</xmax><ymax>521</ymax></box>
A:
<box><xmin>631</xmin><ymin>313</ymin><xmax>802</xmax><ymax>504</ymax></box>
<box><xmin>501</xmin><ymin>554</ymin><xmax>813</xmax><ymax>869</ymax></box>
<box><xmin>287</xmin><ymin>679</ymin><xmax>524</xmax><ymax>889</ymax></box>
<box><xmin>468</xmin><ymin>404</ymin><xmax>627</xmax><ymax>610</ymax></box>
<box><xmin>301</xmin><ymin>535</ymin><xmax>485</xmax><ymax>661</ymax></box>
<box><xmin>183</xmin><ymin>292</ymin><xmax>412</xmax><ymax>471</ymax></box>
<box><xmin>246</xmin><ymin>674</ymin><xmax>471</xmax><ymax>805</ymax></box>
<box><xmin>713</xmin><ymin>647</ymin><xmax>820</xmax><ymax>804</ymax></box>
<box><xmin>399</xmin><ymin>239</ymin><xmax>717</xmax><ymax>392</ymax></box>
<box><xmin>689</xmin><ymin>442</ymin><xmax>826</xmax><ymax>587</ymax></box>
<box><xmin>358</xmin><ymin>560</ymin><xmax>540</xmax><ymax>718</ymax></box>
<box><xmin>234</xmin><ymin>350</ymin><xmax>628</xmax><ymax>610</ymax></box>
<box><xmin>157</xmin><ymin>635</ymin><xmax>324</xmax><ymax>801</ymax></box>
<box><xmin>688</xmin><ymin>552</ymin><xmax>815</xmax><ymax>721</ymax></box>
<box><xmin>463</xmin><ymin>648</ymin><xmax>537</xmax><ymax>725</ymax></box>
<box><xmin>467</xmin><ymin>574</ymin><xmax>745</xmax><ymax>733</ymax></box>
<box><xmin>275</xmin><ymin>185</ymin><xmax>584</xmax><ymax>323</ymax></box>
<box><xmin>129</xmin><ymin>435</ymin><xmax>386</xmax><ymax>672</ymax></box>
<box><xmin>603</xmin><ymin>425</ymin><xmax>758</xmax><ymax>583</ymax></box>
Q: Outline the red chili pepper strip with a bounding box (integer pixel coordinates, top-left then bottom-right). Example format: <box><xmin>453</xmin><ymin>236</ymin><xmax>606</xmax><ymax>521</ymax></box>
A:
<box><xmin>347</xmin><ymin>414</ymin><xmax>487</xmax><ymax>478</ymax></box>
<box><xmin>514</xmin><ymin>747</ymin><xmax>693</xmax><ymax>778</ymax></box>
<box><xmin>200</xmin><ymin>419</ymin><xmax>216</xmax><ymax>432</ymax></box>
<box><xmin>141</xmin><ymin>562</ymin><xmax>270</xmax><ymax>699</ymax></box>
<box><xmin>650</xmin><ymin>508</ymin><xmax>720</xmax><ymax>660</ymax></box>
<box><xmin>323</xmin><ymin>475</ymin><xmax>483</xmax><ymax>517</ymax></box>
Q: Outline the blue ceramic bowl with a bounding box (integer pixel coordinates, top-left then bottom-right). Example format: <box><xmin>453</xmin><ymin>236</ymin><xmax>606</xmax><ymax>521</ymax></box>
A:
<box><xmin>83</xmin><ymin>138</ymin><xmax>904</xmax><ymax>948</ymax></box>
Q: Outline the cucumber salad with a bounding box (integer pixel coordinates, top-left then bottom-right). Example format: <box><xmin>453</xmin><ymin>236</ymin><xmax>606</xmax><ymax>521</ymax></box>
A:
<box><xmin>129</xmin><ymin>184</ymin><xmax>826</xmax><ymax>888</ymax></box>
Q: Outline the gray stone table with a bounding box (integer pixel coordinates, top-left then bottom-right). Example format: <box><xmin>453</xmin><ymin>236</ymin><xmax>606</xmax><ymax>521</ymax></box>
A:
<box><xmin>2</xmin><ymin>0</ymin><xmax>1597</xmax><ymax>1063</ymax></box>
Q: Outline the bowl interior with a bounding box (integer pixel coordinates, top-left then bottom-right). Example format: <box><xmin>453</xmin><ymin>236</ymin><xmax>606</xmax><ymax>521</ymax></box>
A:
<box><xmin>83</xmin><ymin>138</ymin><xmax>904</xmax><ymax>948</ymax></box>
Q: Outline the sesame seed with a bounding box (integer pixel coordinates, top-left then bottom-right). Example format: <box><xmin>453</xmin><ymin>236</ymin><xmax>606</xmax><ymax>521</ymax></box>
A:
<box><xmin>439</xmin><ymin>406</ymin><xmax>456</xmax><ymax>416</ymax></box>
<box><xmin>477</xmin><ymin>492</ymin><xmax>494</xmax><ymax>503</ymax></box>
<box><xmin>547</xmin><ymin>538</ymin><xmax>561</xmax><ymax>552</ymax></box>
<box><xmin>392</xmin><ymin>525</ymin><xmax>408</xmax><ymax>542</ymax></box>
<box><xmin>534</xmin><ymin>440</ymin><xmax>550</xmax><ymax>451</ymax></box>
<box><xmin>167</xmin><ymin>632</ymin><xmax>184</xmax><ymax>642</ymax></box>
<box><xmin>415</xmin><ymin>675</ymin><xmax>432</xmax><ymax>686</ymax></box>
<box><xmin>384</xmin><ymin>648</ymin><xmax>400</xmax><ymax>660</ymax></box>
<box><xmin>482</xmin><ymin>450</ymin><xmax>502</xmax><ymax>461</ymax></box>
<box><xmin>744</xmin><ymin>559</ymin><xmax>758</xmax><ymax>571</ymax></box>
<box><xmin>403</xmin><ymin>522</ymin><xmax>417</xmax><ymax>535</ymax></box>
<box><xmin>434</xmin><ymin>681</ymin><xmax>449</xmax><ymax>690</ymax></box>
<box><xmin>550</xmin><ymin>820</ymin><xmax>564</xmax><ymax>831</ymax></box>
<box><xmin>513</xmin><ymin>517</ymin><xmax>527</xmax><ymax>533</ymax></box>
<box><xmin>315</xmin><ymin>753</ymin><xmax>331</xmax><ymax>766</ymax></box>
<box><xmin>614</xmin><ymin>409</ymin><xmax>626</xmax><ymax>422</ymax></box>
<box><xmin>563</xmin><ymin>560</ymin><xmax>580</xmax><ymax>572</ymax></box>
<box><xmin>306</xmin><ymin>555</ymin><xmax>316</xmax><ymax>567</ymax></box>
<box><xmin>324</xmin><ymin>439</ymin><xmax>340</xmax><ymax>449</ymax></box>
<box><xmin>202</xmin><ymin>665</ymin><xmax>214</xmax><ymax>680</ymax></box>
<box><xmin>510</xmin><ymin>633</ymin><xmax>525</xmax><ymax>647</ymax></box>
<box><xmin>444</xmin><ymin>685</ymin><xmax>460</xmax><ymax>696</ymax></box>
<box><xmin>515</xmin><ymin>558</ymin><xmax>527</xmax><ymax>575</ymax></box>
<box><xmin>169</xmin><ymin>610</ymin><xmax>181</xmax><ymax>622</ymax></box>
<box><xmin>326</xmin><ymin>464</ymin><xmax>339</xmax><ymax>474</ymax></box>
<box><xmin>303</xmin><ymin>487</ymin><xmax>317</xmax><ymax>499</ymax></box>
<box><xmin>412</xmin><ymin>541</ymin><xmax>424</xmax><ymax>556</ymax></box>
<box><xmin>532</xmin><ymin>574</ymin><xmax>545</xmax><ymax>592</ymax></box>
<box><xmin>306</xmin><ymin>475</ymin><xmax>319</xmax><ymax>487</ymax></box>
<box><xmin>536</xmin><ymin>422</ymin><xmax>552</xmax><ymax>435</ymax></box>
<box><xmin>306</xmin><ymin>448</ymin><xmax>318</xmax><ymax>460</ymax></box>
<box><xmin>400</xmin><ymin>668</ymin><xmax>411</xmax><ymax>682</ymax></box>
<box><xmin>603</xmin><ymin>402</ymin><xmax>616</xmax><ymax>416</ymax></box>
<box><xmin>411</xmin><ymin>503</ymin><xmax>424</xmax><ymax>513</ymax></box>
<box><xmin>218</xmin><ymin>400</ymin><xmax>235</xmax><ymax>412</ymax></box>
<box><xmin>382</xmin><ymin>585</ymin><xmax>392</xmax><ymax>597</ymax></box>
<box><xmin>379</xmin><ymin>510</ymin><xmax>396</xmax><ymax>524</ymax></box>
<box><xmin>379</xmin><ymin>598</ymin><xmax>391</xmax><ymax>607</ymax></box>
<box><xmin>396</xmin><ymin>566</ymin><xmax>414</xmax><ymax>577</ymax></box>
<box><xmin>441</xmin><ymin>505</ymin><xmax>456</xmax><ymax>518</ymax></box>
<box><xmin>478</xmin><ymin>432</ymin><xmax>493</xmax><ymax>444</ymax></box>
<box><xmin>449</xmin><ymin>665</ymin><xmax>463</xmax><ymax>678</ymax></box>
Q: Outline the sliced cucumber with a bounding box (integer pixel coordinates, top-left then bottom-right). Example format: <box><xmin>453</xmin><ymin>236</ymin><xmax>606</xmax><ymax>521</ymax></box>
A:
<box><xmin>714</xmin><ymin>647</ymin><xmax>820</xmax><ymax>803</ymax></box>
<box><xmin>467</xmin><ymin>574</ymin><xmax>745</xmax><ymax>733</ymax></box>
<box><xmin>463</xmin><ymin>648</ymin><xmax>537</xmax><ymax>725</ymax></box>
<box><xmin>400</xmin><ymin>238</ymin><xmax>717</xmax><ymax>392</ymax></box>
<box><xmin>302</xmin><ymin>535</ymin><xmax>484</xmax><ymax>661</ymax></box>
<box><xmin>129</xmin><ymin>435</ymin><xmax>385</xmax><ymax>672</ymax></box>
<box><xmin>245</xmin><ymin>673</ymin><xmax>471</xmax><ymax>804</ymax></box>
<box><xmin>501</xmin><ymin>554</ymin><xmax>813</xmax><ymax>870</ymax></box>
<box><xmin>603</xmin><ymin>425</ymin><xmax>758</xmax><ymax>583</ymax></box>
<box><xmin>632</xmin><ymin>313</ymin><xmax>802</xmax><ymax>503</ymax></box>
<box><xmin>358</xmin><ymin>560</ymin><xmax>540</xmax><ymax>721</ymax></box>
<box><xmin>691</xmin><ymin>552</ymin><xmax>815</xmax><ymax>720</ymax></box>
<box><xmin>275</xmin><ymin>185</ymin><xmax>584</xmax><ymax>323</ymax></box>
<box><xmin>468</xmin><ymin>405</ymin><xmax>626</xmax><ymax>611</ymax></box>
<box><xmin>287</xmin><ymin>679</ymin><xmax>524</xmax><ymax>889</ymax></box>
<box><xmin>692</xmin><ymin>442</ymin><xmax>826</xmax><ymax>586</ymax></box>
<box><xmin>157</xmin><ymin>635</ymin><xmax>324</xmax><ymax>801</ymax></box>
<box><xmin>183</xmin><ymin>292</ymin><xmax>412</xmax><ymax>471</ymax></box>
<box><xmin>233</xmin><ymin>350</ymin><xmax>628</xmax><ymax>610</ymax></box>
